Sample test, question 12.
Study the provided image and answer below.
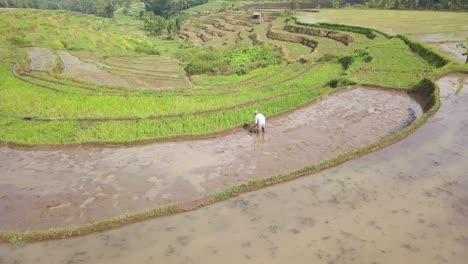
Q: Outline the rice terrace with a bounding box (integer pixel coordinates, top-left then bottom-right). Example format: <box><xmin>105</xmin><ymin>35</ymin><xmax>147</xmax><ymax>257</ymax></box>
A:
<box><xmin>0</xmin><ymin>0</ymin><xmax>467</xmax><ymax>262</ymax></box>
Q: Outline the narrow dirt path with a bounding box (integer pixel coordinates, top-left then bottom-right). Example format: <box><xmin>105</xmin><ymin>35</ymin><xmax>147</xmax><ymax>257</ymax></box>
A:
<box><xmin>0</xmin><ymin>75</ymin><xmax>466</xmax><ymax>264</ymax></box>
<box><xmin>0</xmin><ymin>87</ymin><xmax>421</xmax><ymax>230</ymax></box>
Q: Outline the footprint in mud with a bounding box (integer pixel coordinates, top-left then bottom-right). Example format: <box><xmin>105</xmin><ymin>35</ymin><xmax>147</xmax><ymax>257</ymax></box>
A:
<box><xmin>241</xmin><ymin>241</ymin><xmax>251</xmax><ymax>248</ymax></box>
<box><xmin>401</xmin><ymin>242</ymin><xmax>420</xmax><ymax>252</ymax></box>
<box><xmin>297</xmin><ymin>216</ymin><xmax>315</xmax><ymax>228</ymax></box>
<box><xmin>207</xmin><ymin>246</ymin><xmax>218</xmax><ymax>255</ymax></box>
<box><xmin>165</xmin><ymin>245</ymin><xmax>176</xmax><ymax>256</ymax></box>
<box><xmin>269</xmin><ymin>224</ymin><xmax>280</xmax><ymax>233</ymax></box>
<box><xmin>176</xmin><ymin>235</ymin><xmax>191</xmax><ymax>247</ymax></box>
<box><xmin>289</xmin><ymin>228</ymin><xmax>301</xmax><ymax>234</ymax></box>
<box><xmin>263</xmin><ymin>191</ymin><xmax>278</xmax><ymax>199</ymax></box>
<box><xmin>65</xmin><ymin>251</ymin><xmax>90</xmax><ymax>264</ymax></box>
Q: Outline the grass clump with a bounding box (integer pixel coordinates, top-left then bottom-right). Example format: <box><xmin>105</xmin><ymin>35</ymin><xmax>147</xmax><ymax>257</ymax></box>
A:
<box><xmin>178</xmin><ymin>44</ymin><xmax>282</xmax><ymax>76</ymax></box>
<box><xmin>397</xmin><ymin>35</ymin><xmax>450</xmax><ymax>68</ymax></box>
<box><xmin>327</xmin><ymin>78</ymin><xmax>356</xmax><ymax>88</ymax></box>
<box><xmin>292</xmin><ymin>18</ymin><xmax>390</xmax><ymax>39</ymax></box>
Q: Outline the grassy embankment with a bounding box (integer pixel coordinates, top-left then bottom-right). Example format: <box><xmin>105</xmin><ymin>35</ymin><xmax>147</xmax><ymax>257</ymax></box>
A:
<box><xmin>0</xmin><ymin>7</ymin><xmax>455</xmax><ymax>146</ymax></box>
<box><xmin>295</xmin><ymin>9</ymin><xmax>468</xmax><ymax>36</ymax></box>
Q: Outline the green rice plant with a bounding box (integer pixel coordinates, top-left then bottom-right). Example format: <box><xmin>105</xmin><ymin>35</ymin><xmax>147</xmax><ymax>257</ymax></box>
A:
<box><xmin>397</xmin><ymin>35</ymin><xmax>450</xmax><ymax>67</ymax></box>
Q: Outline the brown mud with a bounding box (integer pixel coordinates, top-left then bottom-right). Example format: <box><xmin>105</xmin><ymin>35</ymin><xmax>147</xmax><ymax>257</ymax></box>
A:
<box><xmin>0</xmin><ymin>87</ymin><xmax>421</xmax><ymax>230</ymax></box>
<box><xmin>27</xmin><ymin>47</ymin><xmax>57</xmax><ymax>72</ymax></box>
<box><xmin>59</xmin><ymin>51</ymin><xmax>188</xmax><ymax>90</ymax></box>
<box><xmin>411</xmin><ymin>33</ymin><xmax>467</xmax><ymax>63</ymax></box>
<box><xmin>1</xmin><ymin>75</ymin><xmax>465</xmax><ymax>264</ymax></box>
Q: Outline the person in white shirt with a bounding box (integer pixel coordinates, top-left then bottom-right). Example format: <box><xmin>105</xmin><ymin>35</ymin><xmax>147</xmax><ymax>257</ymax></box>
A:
<box><xmin>253</xmin><ymin>110</ymin><xmax>266</xmax><ymax>133</ymax></box>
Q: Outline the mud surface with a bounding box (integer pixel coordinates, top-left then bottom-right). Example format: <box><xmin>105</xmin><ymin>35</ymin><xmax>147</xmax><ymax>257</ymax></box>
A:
<box><xmin>27</xmin><ymin>47</ymin><xmax>57</xmax><ymax>72</ymax></box>
<box><xmin>0</xmin><ymin>75</ymin><xmax>466</xmax><ymax>264</ymax></box>
<box><xmin>59</xmin><ymin>51</ymin><xmax>130</xmax><ymax>87</ymax></box>
<box><xmin>410</xmin><ymin>34</ymin><xmax>466</xmax><ymax>63</ymax></box>
<box><xmin>59</xmin><ymin>52</ymin><xmax>188</xmax><ymax>90</ymax></box>
<box><xmin>0</xmin><ymin>87</ymin><xmax>421</xmax><ymax>230</ymax></box>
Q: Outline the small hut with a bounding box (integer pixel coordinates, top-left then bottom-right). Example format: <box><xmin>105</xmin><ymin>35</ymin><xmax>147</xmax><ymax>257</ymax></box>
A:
<box><xmin>252</xmin><ymin>12</ymin><xmax>262</xmax><ymax>20</ymax></box>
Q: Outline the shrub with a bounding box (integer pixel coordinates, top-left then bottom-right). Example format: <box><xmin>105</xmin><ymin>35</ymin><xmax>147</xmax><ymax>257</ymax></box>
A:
<box><xmin>338</xmin><ymin>56</ymin><xmax>354</xmax><ymax>70</ymax></box>
<box><xmin>327</xmin><ymin>78</ymin><xmax>356</xmax><ymax>88</ymax></box>
<box><xmin>178</xmin><ymin>44</ymin><xmax>282</xmax><ymax>76</ymax></box>
<box><xmin>318</xmin><ymin>54</ymin><xmax>338</xmax><ymax>62</ymax></box>
<box><xmin>135</xmin><ymin>45</ymin><xmax>160</xmax><ymax>55</ymax></box>
<box><xmin>7</xmin><ymin>36</ymin><xmax>31</xmax><ymax>47</ymax></box>
<box><xmin>51</xmin><ymin>40</ymin><xmax>64</xmax><ymax>49</ymax></box>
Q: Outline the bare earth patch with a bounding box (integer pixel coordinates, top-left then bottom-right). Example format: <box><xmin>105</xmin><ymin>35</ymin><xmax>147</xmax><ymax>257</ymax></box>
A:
<box><xmin>27</xmin><ymin>47</ymin><xmax>58</xmax><ymax>72</ymax></box>
<box><xmin>59</xmin><ymin>51</ymin><xmax>189</xmax><ymax>90</ymax></box>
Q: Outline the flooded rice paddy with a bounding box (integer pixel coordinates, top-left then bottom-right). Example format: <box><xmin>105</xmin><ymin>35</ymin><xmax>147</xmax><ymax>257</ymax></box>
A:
<box><xmin>0</xmin><ymin>87</ymin><xmax>422</xmax><ymax>230</ymax></box>
<box><xmin>0</xmin><ymin>74</ymin><xmax>466</xmax><ymax>263</ymax></box>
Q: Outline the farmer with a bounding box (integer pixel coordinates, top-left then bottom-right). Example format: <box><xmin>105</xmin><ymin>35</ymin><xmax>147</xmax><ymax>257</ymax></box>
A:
<box><xmin>252</xmin><ymin>110</ymin><xmax>266</xmax><ymax>133</ymax></box>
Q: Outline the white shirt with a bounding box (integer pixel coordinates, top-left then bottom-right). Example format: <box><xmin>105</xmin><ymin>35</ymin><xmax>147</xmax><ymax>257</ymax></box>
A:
<box><xmin>255</xmin><ymin>113</ymin><xmax>266</xmax><ymax>126</ymax></box>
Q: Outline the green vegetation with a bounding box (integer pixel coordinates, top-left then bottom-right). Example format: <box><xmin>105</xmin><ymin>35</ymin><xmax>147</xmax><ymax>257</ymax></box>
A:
<box><xmin>143</xmin><ymin>12</ymin><xmax>187</xmax><ymax>38</ymax></box>
<box><xmin>361</xmin><ymin>0</ymin><xmax>466</xmax><ymax>10</ymax></box>
<box><xmin>296</xmin><ymin>9</ymin><xmax>468</xmax><ymax>36</ymax></box>
<box><xmin>397</xmin><ymin>35</ymin><xmax>449</xmax><ymax>67</ymax></box>
<box><xmin>0</xmin><ymin>0</ymin><xmax>137</xmax><ymax>18</ymax></box>
<box><xmin>143</xmin><ymin>0</ymin><xmax>208</xmax><ymax>18</ymax></box>
<box><xmin>178</xmin><ymin>44</ymin><xmax>282</xmax><ymax>75</ymax></box>
<box><xmin>292</xmin><ymin>19</ymin><xmax>390</xmax><ymax>39</ymax></box>
<box><xmin>0</xmin><ymin>7</ymin><xmax>463</xmax><ymax>146</ymax></box>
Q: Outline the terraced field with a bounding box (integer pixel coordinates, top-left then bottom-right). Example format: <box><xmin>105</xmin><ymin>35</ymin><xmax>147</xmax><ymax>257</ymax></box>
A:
<box><xmin>1</xmin><ymin>0</ymin><xmax>468</xmax><ymax>253</ymax></box>
<box><xmin>296</xmin><ymin>9</ymin><xmax>468</xmax><ymax>63</ymax></box>
<box><xmin>0</xmin><ymin>8</ymin><xmax>462</xmax><ymax>146</ymax></box>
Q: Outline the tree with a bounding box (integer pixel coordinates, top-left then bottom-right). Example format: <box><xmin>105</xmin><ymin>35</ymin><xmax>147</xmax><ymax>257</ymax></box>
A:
<box><xmin>76</xmin><ymin>0</ymin><xmax>96</xmax><ymax>14</ymax></box>
<box><xmin>143</xmin><ymin>0</ymin><xmax>174</xmax><ymax>18</ymax></box>
<box><xmin>290</xmin><ymin>0</ymin><xmax>299</xmax><ymax>14</ymax></box>
<box><xmin>332</xmin><ymin>0</ymin><xmax>341</xmax><ymax>8</ymax></box>
<box><xmin>96</xmin><ymin>0</ymin><xmax>124</xmax><ymax>18</ymax></box>
<box><xmin>143</xmin><ymin>0</ymin><xmax>207</xmax><ymax>18</ymax></box>
<box><xmin>166</xmin><ymin>19</ymin><xmax>176</xmax><ymax>38</ymax></box>
<box><xmin>171</xmin><ymin>15</ymin><xmax>185</xmax><ymax>34</ymax></box>
<box><xmin>144</xmin><ymin>13</ymin><xmax>167</xmax><ymax>36</ymax></box>
<box><xmin>176</xmin><ymin>0</ymin><xmax>189</xmax><ymax>11</ymax></box>
<box><xmin>121</xmin><ymin>0</ymin><xmax>133</xmax><ymax>15</ymax></box>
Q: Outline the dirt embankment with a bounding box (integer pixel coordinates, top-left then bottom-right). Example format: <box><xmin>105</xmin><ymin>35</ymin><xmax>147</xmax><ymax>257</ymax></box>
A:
<box><xmin>245</xmin><ymin>2</ymin><xmax>332</xmax><ymax>9</ymax></box>
<box><xmin>27</xmin><ymin>47</ymin><xmax>58</xmax><ymax>72</ymax></box>
<box><xmin>202</xmin><ymin>19</ymin><xmax>236</xmax><ymax>32</ymax></box>
<box><xmin>59</xmin><ymin>51</ymin><xmax>189</xmax><ymax>90</ymax></box>
<box><xmin>266</xmin><ymin>24</ymin><xmax>318</xmax><ymax>51</ymax></box>
<box><xmin>284</xmin><ymin>25</ymin><xmax>353</xmax><ymax>45</ymax></box>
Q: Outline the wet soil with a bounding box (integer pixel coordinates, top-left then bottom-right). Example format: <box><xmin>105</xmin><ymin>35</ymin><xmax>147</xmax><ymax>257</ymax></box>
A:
<box><xmin>0</xmin><ymin>87</ymin><xmax>421</xmax><ymax>230</ymax></box>
<box><xmin>59</xmin><ymin>51</ymin><xmax>188</xmax><ymax>90</ymax></box>
<box><xmin>27</xmin><ymin>47</ymin><xmax>57</xmax><ymax>72</ymax></box>
<box><xmin>410</xmin><ymin>33</ymin><xmax>467</xmax><ymax>63</ymax></box>
<box><xmin>0</xmin><ymin>74</ymin><xmax>466</xmax><ymax>264</ymax></box>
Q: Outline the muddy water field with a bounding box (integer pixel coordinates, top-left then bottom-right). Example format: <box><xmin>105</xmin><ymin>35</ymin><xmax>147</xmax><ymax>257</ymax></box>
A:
<box><xmin>0</xmin><ymin>87</ymin><xmax>421</xmax><ymax>230</ymax></box>
<box><xmin>24</xmin><ymin>48</ymin><xmax>189</xmax><ymax>90</ymax></box>
<box><xmin>411</xmin><ymin>33</ymin><xmax>467</xmax><ymax>63</ymax></box>
<box><xmin>0</xmin><ymin>75</ymin><xmax>466</xmax><ymax>263</ymax></box>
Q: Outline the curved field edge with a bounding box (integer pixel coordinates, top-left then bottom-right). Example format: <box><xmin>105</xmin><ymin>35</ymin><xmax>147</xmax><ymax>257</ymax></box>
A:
<box><xmin>0</xmin><ymin>17</ymin><xmax>451</xmax><ymax>146</ymax></box>
<box><xmin>0</xmin><ymin>72</ymin><xmax>453</xmax><ymax>244</ymax></box>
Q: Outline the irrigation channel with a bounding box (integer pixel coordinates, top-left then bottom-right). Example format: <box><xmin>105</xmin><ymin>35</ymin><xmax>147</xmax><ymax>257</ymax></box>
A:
<box><xmin>0</xmin><ymin>86</ymin><xmax>422</xmax><ymax>230</ymax></box>
<box><xmin>0</xmin><ymin>74</ymin><xmax>466</xmax><ymax>263</ymax></box>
